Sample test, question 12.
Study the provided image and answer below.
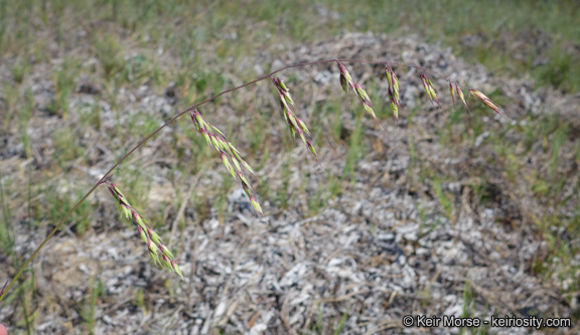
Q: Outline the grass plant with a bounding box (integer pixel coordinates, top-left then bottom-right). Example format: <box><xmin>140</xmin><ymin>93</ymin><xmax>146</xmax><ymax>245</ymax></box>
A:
<box><xmin>0</xmin><ymin>57</ymin><xmax>504</xmax><ymax>302</ymax></box>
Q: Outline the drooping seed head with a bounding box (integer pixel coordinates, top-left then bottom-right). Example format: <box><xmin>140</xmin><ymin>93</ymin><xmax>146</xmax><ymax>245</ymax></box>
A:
<box><xmin>354</xmin><ymin>83</ymin><xmax>377</xmax><ymax>119</ymax></box>
<box><xmin>189</xmin><ymin>108</ymin><xmax>262</xmax><ymax>214</ymax></box>
<box><xmin>455</xmin><ymin>83</ymin><xmax>470</xmax><ymax>113</ymax></box>
<box><xmin>337</xmin><ymin>62</ymin><xmax>355</xmax><ymax>92</ymax></box>
<box><xmin>420</xmin><ymin>75</ymin><xmax>429</xmax><ymax>99</ymax></box>
<box><xmin>469</xmin><ymin>89</ymin><xmax>505</xmax><ymax>117</ymax></box>
<box><xmin>386</xmin><ymin>66</ymin><xmax>401</xmax><ymax>120</ymax></box>
<box><xmin>427</xmin><ymin>78</ymin><xmax>438</xmax><ymax>104</ymax></box>
<box><xmin>420</xmin><ymin>73</ymin><xmax>439</xmax><ymax>107</ymax></box>
<box><xmin>273</xmin><ymin>78</ymin><xmax>296</xmax><ymax>109</ymax></box>
<box><xmin>271</xmin><ymin>76</ymin><xmax>317</xmax><ymax>159</ymax></box>
<box><xmin>241</xmin><ymin>181</ymin><xmax>263</xmax><ymax>215</ymax></box>
<box><xmin>100</xmin><ymin>179</ymin><xmax>183</xmax><ymax>277</ymax></box>
<box><xmin>449</xmin><ymin>81</ymin><xmax>456</xmax><ymax>106</ymax></box>
<box><xmin>385</xmin><ymin>66</ymin><xmax>400</xmax><ymax>103</ymax></box>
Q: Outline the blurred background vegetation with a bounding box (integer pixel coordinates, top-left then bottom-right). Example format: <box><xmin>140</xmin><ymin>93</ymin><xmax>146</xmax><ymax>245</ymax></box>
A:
<box><xmin>1</xmin><ymin>0</ymin><xmax>578</xmax><ymax>92</ymax></box>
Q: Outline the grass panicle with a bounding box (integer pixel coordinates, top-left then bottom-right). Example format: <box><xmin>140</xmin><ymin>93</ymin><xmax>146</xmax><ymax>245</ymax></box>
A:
<box><xmin>354</xmin><ymin>83</ymin><xmax>377</xmax><ymax>120</ymax></box>
<box><xmin>99</xmin><ymin>177</ymin><xmax>183</xmax><ymax>278</ymax></box>
<box><xmin>190</xmin><ymin>109</ymin><xmax>262</xmax><ymax>215</ymax></box>
<box><xmin>0</xmin><ymin>57</ymin><xmax>508</xmax><ymax>301</ymax></box>
<box><xmin>454</xmin><ymin>82</ymin><xmax>470</xmax><ymax>113</ymax></box>
<box><xmin>469</xmin><ymin>89</ymin><xmax>505</xmax><ymax>117</ymax></box>
<box><xmin>271</xmin><ymin>76</ymin><xmax>317</xmax><ymax>159</ymax></box>
<box><xmin>385</xmin><ymin>66</ymin><xmax>401</xmax><ymax>121</ymax></box>
<box><xmin>420</xmin><ymin>73</ymin><xmax>440</xmax><ymax>107</ymax></box>
<box><xmin>449</xmin><ymin>81</ymin><xmax>456</xmax><ymax>107</ymax></box>
<box><xmin>337</xmin><ymin>61</ymin><xmax>355</xmax><ymax>93</ymax></box>
<box><xmin>336</xmin><ymin>61</ymin><xmax>377</xmax><ymax>119</ymax></box>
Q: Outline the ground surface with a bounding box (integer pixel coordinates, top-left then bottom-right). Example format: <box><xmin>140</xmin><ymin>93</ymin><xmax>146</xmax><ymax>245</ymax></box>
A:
<box><xmin>0</xmin><ymin>2</ymin><xmax>579</xmax><ymax>335</ymax></box>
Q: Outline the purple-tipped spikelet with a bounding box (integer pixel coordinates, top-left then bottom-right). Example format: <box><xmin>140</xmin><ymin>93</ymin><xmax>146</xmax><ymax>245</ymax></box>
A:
<box><xmin>240</xmin><ymin>176</ymin><xmax>262</xmax><ymax>215</ymax></box>
<box><xmin>385</xmin><ymin>66</ymin><xmax>401</xmax><ymax>121</ymax></box>
<box><xmin>455</xmin><ymin>83</ymin><xmax>470</xmax><ymax>113</ymax></box>
<box><xmin>354</xmin><ymin>83</ymin><xmax>377</xmax><ymax>119</ymax></box>
<box><xmin>271</xmin><ymin>77</ymin><xmax>317</xmax><ymax>159</ymax></box>
<box><xmin>100</xmin><ymin>178</ymin><xmax>183</xmax><ymax>278</ymax></box>
<box><xmin>337</xmin><ymin>61</ymin><xmax>355</xmax><ymax>92</ymax></box>
<box><xmin>419</xmin><ymin>73</ymin><xmax>439</xmax><ymax>107</ymax></box>
<box><xmin>469</xmin><ymin>89</ymin><xmax>505</xmax><ymax>117</ymax></box>
<box><xmin>449</xmin><ymin>81</ymin><xmax>456</xmax><ymax>106</ymax></box>
<box><xmin>336</xmin><ymin>62</ymin><xmax>376</xmax><ymax>120</ymax></box>
<box><xmin>189</xmin><ymin>109</ymin><xmax>263</xmax><ymax>215</ymax></box>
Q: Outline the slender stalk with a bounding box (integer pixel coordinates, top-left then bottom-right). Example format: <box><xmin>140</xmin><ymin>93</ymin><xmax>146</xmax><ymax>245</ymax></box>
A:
<box><xmin>0</xmin><ymin>58</ymin><xmax>459</xmax><ymax>304</ymax></box>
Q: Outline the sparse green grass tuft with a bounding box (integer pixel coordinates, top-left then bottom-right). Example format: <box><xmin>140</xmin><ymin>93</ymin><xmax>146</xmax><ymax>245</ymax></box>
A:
<box><xmin>46</xmin><ymin>58</ymin><xmax>80</xmax><ymax>118</ymax></box>
<box><xmin>92</xmin><ymin>33</ymin><xmax>125</xmax><ymax>83</ymax></box>
<box><xmin>79</xmin><ymin>277</ymin><xmax>104</xmax><ymax>335</ymax></box>
<box><xmin>0</xmin><ymin>176</ymin><xmax>14</xmax><ymax>255</ymax></box>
